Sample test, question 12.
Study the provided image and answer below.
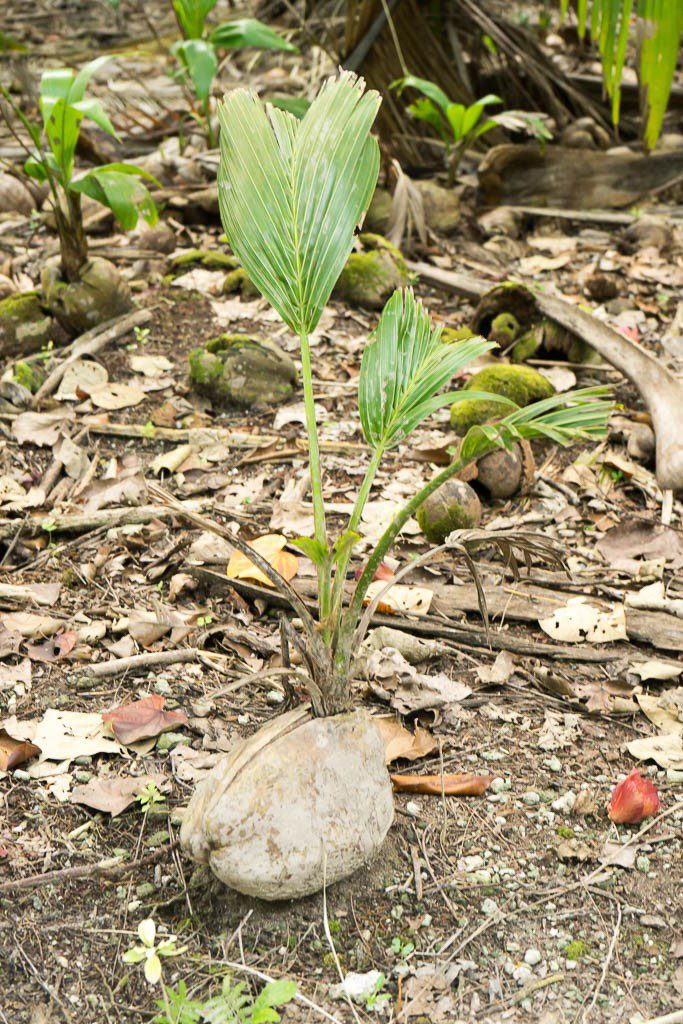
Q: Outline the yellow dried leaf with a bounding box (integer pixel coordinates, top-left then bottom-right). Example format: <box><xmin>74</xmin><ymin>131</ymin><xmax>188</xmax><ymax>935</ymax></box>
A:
<box><xmin>227</xmin><ymin>534</ymin><xmax>298</xmax><ymax>587</ymax></box>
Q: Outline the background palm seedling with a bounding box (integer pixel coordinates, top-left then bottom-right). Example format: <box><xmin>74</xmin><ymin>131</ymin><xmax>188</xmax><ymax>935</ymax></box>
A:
<box><xmin>159</xmin><ymin>71</ymin><xmax>611</xmax><ymax>715</ymax></box>
<box><xmin>170</xmin><ymin>0</ymin><xmax>297</xmax><ymax>146</ymax></box>
<box><xmin>391</xmin><ymin>75</ymin><xmax>552</xmax><ymax>180</ymax></box>
<box><xmin>0</xmin><ymin>58</ymin><xmax>157</xmax><ymax>282</ymax></box>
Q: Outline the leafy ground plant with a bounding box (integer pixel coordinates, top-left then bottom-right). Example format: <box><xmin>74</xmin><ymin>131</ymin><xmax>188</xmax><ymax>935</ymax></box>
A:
<box><xmin>178</xmin><ymin>69</ymin><xmax>610</xmax><ymax>717</ymax></box>
<box><xmin>391</xmin><ymin>74</ymin><xmax>552</xmax><ymax>181</ymax></box>
<box><xmin>124</xmin><ymin>918</ymin><xmax>295</xmax><ymax>1024</ymax></box>
<box><xmin>170</xmin><ymin>0</ymin><xmax>296</xmax><ymax>146</ymax></box>
<box><xmin>0</xmin><ymin>58</ymin><xmax>157</xmax><ymax>282</ymax></box>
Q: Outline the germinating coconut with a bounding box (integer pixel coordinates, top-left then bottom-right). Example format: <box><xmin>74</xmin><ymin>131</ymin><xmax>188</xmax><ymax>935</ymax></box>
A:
<box><xmin>180</xmin><ymin>707</ymin><xmax>394</xmax><ymax>900</ymax></box>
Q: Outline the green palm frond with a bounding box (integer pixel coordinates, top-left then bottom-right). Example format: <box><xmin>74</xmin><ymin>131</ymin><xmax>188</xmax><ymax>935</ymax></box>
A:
<box><xmin>460</xmin><ymin>386</ymin><xmax>612</xmax><ymax>462</ymax></box>
<box><xmin>217</xmin><ymin>72</ymin><xmax>380</xmax><ymax>336</ymax></box>
<box><xmin>358</xmin><ymin>288</ymin><xmax>497</xmax><ymax>449</ymax></box>
<box><xmin>562</xmin><ymin>0</ymin><xmax>683</xmax><ymax>147</ymax></box>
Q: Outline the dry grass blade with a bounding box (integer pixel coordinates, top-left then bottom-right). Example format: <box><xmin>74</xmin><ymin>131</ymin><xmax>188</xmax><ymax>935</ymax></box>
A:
<box><xmin>446</xmin><ymin>528</ymin><xmax>567</xmax><ymax>640</ymax></box>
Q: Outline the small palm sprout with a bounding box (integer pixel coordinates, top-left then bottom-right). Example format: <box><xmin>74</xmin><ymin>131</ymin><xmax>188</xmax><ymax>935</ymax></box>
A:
<box><xmin>212</xmin><ymin>71</ymin><xmax>610</xmax><ymax>714</ymax></box>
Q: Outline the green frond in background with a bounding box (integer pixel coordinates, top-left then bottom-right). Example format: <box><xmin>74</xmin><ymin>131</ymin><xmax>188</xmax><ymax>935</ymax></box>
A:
<box><xmin>561</xmin><ymin>0</ymin><xmax>683</xmax><ymax>148</ymax></box>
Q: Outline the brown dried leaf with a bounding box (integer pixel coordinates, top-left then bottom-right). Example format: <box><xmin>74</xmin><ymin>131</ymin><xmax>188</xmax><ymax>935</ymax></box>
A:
<box><xmin>69</xmin><ymin>773</ymin><xmax>167</xmax><ymax>816</ymax></box>
<box><xmin>25</xmin><ymin>630</ymin><xmax>78</xmax><ymax>664</ymax></box>
<box><xmin>102</xmin><ymin>695</ymin><xmax>188</xmax><ymax>745</ymax></box>
<box><xmin>0</xmin><ymin>729</ymin><xmax>40</xmax><ymax>771</ymax></box>
<box><xmin>390</xmin><ymin>772</ymin><xmax>493</xmax><ymax>796</ymax></box>
<box><xmin>374</xmin><ymin>715</ymin><xmax>438</xmax><ymax>764</ymax></box>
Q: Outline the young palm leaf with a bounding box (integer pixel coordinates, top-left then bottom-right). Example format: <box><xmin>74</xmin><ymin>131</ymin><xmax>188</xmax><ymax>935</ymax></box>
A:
<box><xmin>216</xmin><ymin>72</ymin><xmax>381</xmax><ymax>336</ymax></box>
<box><xmin>358</xmin><ymin>288</ymin><xmax>500</xmax><ymax>449</ymax></box>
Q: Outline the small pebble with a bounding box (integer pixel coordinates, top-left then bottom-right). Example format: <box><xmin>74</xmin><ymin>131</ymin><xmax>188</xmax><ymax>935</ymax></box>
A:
<box><xmin>490</xmin><ymin>777</ymin><xmax>509</xmax><ymax>793</ymax></box>
<box><xmin>405</xmin><ymin>801</ymin><xmax>420</xmax><ymax>818</ymax></box>
<box><xmin>524</xmin><ymin>948</ymin><xmax>542</xmax><ymax>966</ymax></box>
<box><xmin>545</xmin><ymin>756</ymin><xmax>562</xmax><ymax>773</ymax></box>
<box><xmin>513</xmin><ymin>964</ymin><xmax>533</xmax><ymax>986</ymax></box>
<box><xmin>522</xmin><ymin>791</ymin><xmax>540</xmax><ymax>806</ymax></box>
<box><xmin>481</xmin><ymin>898</ymin><xmax>498</xmax><ymax>916</ymax></box>
<box><xmin>636</xmin><ymin>855</ymin><xmax>650</xmax><ymax>873</ymax></box>
<box><xmin>12</xmin><ymin>769</ymin><xmax>30</xmax><ymax>782</ymax></box>
<box><xmin>552</xmin><ymin>791</ymin><xmax>576</xmax><ymax>813</ymax></box>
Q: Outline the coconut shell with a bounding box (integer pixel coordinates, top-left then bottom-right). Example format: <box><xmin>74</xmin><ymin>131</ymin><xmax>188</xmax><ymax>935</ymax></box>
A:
<box><xmin>180</xmin><ymin>707</ymin><xmax>394</xmax><ymax>901</ymax></box>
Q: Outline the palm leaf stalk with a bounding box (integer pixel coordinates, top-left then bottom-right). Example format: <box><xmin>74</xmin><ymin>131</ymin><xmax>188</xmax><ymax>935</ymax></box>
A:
<box><xmin>212</xmin><ymin>72</ymin><xmax>612</xmax><ymax>715</ymax></box>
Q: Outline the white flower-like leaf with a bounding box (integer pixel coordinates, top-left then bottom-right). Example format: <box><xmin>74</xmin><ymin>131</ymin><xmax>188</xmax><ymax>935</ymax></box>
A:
<box><xmin>144</xmin><ymin>953</ymin><xmax>162</xmax><ymax>985</ymax></box>
<box><xmin>138</xmin><ymin>918</ymin><xmax>156</xmax><ymax>947</ymax></box>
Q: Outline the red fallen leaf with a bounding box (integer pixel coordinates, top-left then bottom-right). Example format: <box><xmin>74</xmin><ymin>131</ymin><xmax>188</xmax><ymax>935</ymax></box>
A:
<box><xmin>0</xmin><ymin>729</ymin><xmax>41</xmax><ymax>771</ymax></box>
<box><xmin>390</xmin><ymin>772</ymin><xmax>494</xmax><ymax>796</ymax></box>
<box><xmin>102</xmin><ymin>694</ymin><xmax>188</xmax><ymax>745</ymax></box>
<box><xmin>25</xmin><ymin>630</ymin><xmax>78</xmax><ymax>663</ymax></box>
<box><xmin>608</xmin><ymin>768</ymin><xmax>661</xmax><ymax>824</ymax></box>
<box><xmin>355</xmin><ymin>561</ymin><xmax>394</xmax><ymax>582</ymax></box>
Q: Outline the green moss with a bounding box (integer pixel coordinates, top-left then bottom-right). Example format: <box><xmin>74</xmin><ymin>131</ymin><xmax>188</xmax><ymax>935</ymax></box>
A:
<box><xmin>13</xmin><ymin>360</ymin><xmax>44</xmax><ymax>393</ymax></box>
<box><xmin>205</xmin><ymin>333</ymin><xmax>253</xmax><ymax>355</ymax></box>
<box><xmin>442</xmin><ymin>326</ymin><xmax>475</xmax><ymax>345</ymax></box>
<box><xmin>222</xmin><ymin>267</ymin><xmax>260</xmax><ymax>297</ymax></box>
<box><xmin>556</xmin><ymin>825</ymin><xmax>574</xmax><ymax>840</ymax></box>
<box><xmin>511</xmin><ymin>327</ymin><xmax>542</xmax><ymax>363</ymax></box>
<box><xmin>0</xmin><ymin>290</ymin><xmax>42</xmax><ymax>319</ymax></box>
<box><xmin>450</xmin><ymin>364</ymin><xmax>555</xmax><ymax>436</ymax></box>
<box><xmin>188</xmin><ymin>347</ymin><xmax>224</xmax><ymax>387</ymax></box>
<box><xmin>172</xmin><ymin>249</ymin><xmax>237</xmax><ymax>270</ymax></box>
<box><xmin>489</xmin><ymin>312</ymin><xmax>520</xmax><ymax>345</ymax></box>
<box><xmin>60</xmin><ymin>568</ymin><xmax>80</xmax><ymax>588</ymax></box>
<box><xmin>416</xmin><ymin>479</ymin><xmax>481</xmax><ymax>543</ymax></box>
<box><xmin>563</xmin><ymin>940</ymin><xmax>590</xmax><ymax>960</ymax></box>
<box><xmin>333</xmin><ymin>233</ymin><xmax>409</xmax><ymax>308</ymax></box>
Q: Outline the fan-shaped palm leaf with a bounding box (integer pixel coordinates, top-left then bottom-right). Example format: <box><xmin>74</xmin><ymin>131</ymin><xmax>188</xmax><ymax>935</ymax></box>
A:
<box><xmin>216</xmin><ymin>71</ymin><xmax>380</xmax><ymax>336</ymax></box>
<box><xmin>358</xmin><ymin>288</ymin><xmax>500</xmax><ymax>449</ymax></box>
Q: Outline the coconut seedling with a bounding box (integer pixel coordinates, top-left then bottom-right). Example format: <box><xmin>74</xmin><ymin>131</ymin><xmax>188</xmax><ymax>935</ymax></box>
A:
<box><xmin>170</xmin><ymin>72</ymin><xmax>611</xmax><ymax>900</ymax></box>
<box><xmin>170</xmin><ymin>0</ymin><xmax>297</xmax><ymax>146</ymax></box>
<box><xmin>1</xmin><ymin>59</ymin><xmax>157</xmax><ymax>333</ymax></box>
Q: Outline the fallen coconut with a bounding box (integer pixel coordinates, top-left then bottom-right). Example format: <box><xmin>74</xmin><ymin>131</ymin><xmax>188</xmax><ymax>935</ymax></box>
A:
<box><xmin>41</xmin><ymin>256</ymin><xmax>132</xmax><ymax>335</ymax></box>
<box><xmin>188</xmin><ymin>334</ymin><xmax>297</xmax><ymax>408</ymax></box>
<box><xmin>450</xmin><ymin>364</ymin><xmax>555</xmax><ymax>436</ymax></box>
<box><xmin>475</xmin><ymin>441</ymin><xmax>535</xmax><ymax>499</ymax></box>
<box><xmin>416</xmin><ymin>478</ymin><xmax>482</xmax><ymax>543</ymax></box>
<box><xmin>180</xmin><ymin>706</ymin><xmax>394</xmax><ymax>900</ymax></box>
<box><xmin>333</xmin><ymin>233</ymin><xmax>409</xmax><ymax>308</ymax></box>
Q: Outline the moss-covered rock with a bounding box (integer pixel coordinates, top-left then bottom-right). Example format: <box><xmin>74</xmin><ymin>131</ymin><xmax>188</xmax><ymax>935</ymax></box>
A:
<box><xmin>416</xmin><ymin>479</ymin><xmax>481</xmax><ymax>543</ymax></box>
<box><xmin>13</xmin><ymin>360</ymin><xmax>44</xmax><ymax>393</ymax></box>
<box><xmin>172</xmin><ymin>249</ymin><xmax>238</xmax><ymax>270</ymax></box>
<box><xmin>442</xmin><ymin>326</ymin><xmax>475</xmax><ymax>345</ymax></box>
<box><xmin>222</xmin><ymin>267</ymin><xmax>261</xmax><ymax>298</ymax></box>
<box><xmin>0</xmin><ymin>290</ymin><xmax>53</xmax><ymax>358</ymax></box>
<box><xmin>41</xmin><ymin>256</ymin><xmax>132</xmax><ymax>335</ymax></box>
<box><xmin>450</xmin><ymin>364</ymin><xmax>555</xmax><ymax>436</ymax></box>
<box><xmin>333</xmin><ymin>234</ymin><xmax>409</xmax><ymax>309</ymax></box>
<box><xmin>488</xmin><ymin>312</ymin><xmax>520</xmax><ymax>346</ymax></box>
<box><xmin>511</xmin><ymin>319</ymin><xmax>596</xmax><ymax>364</ymax></box>
<box><xmin>188</xmin><ymin>334</ymin><xmax>297</xmax><ymax>408</ymax></box>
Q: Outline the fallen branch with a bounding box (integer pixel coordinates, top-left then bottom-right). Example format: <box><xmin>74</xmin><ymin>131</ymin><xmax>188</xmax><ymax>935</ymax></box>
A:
<box><xmin>0</xmin><ymin>500</ymin><xmax>212</xmax><ymax>541</ymax></box>
<box><xmin>0</xmin><ymin>842</ymin><xmax>179</xmax><ymax>895</ymax></box>
<box><xmin>78</xmin><ymin>648</ymin><xmax>201</xmax><ymax>679</ymax></box>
